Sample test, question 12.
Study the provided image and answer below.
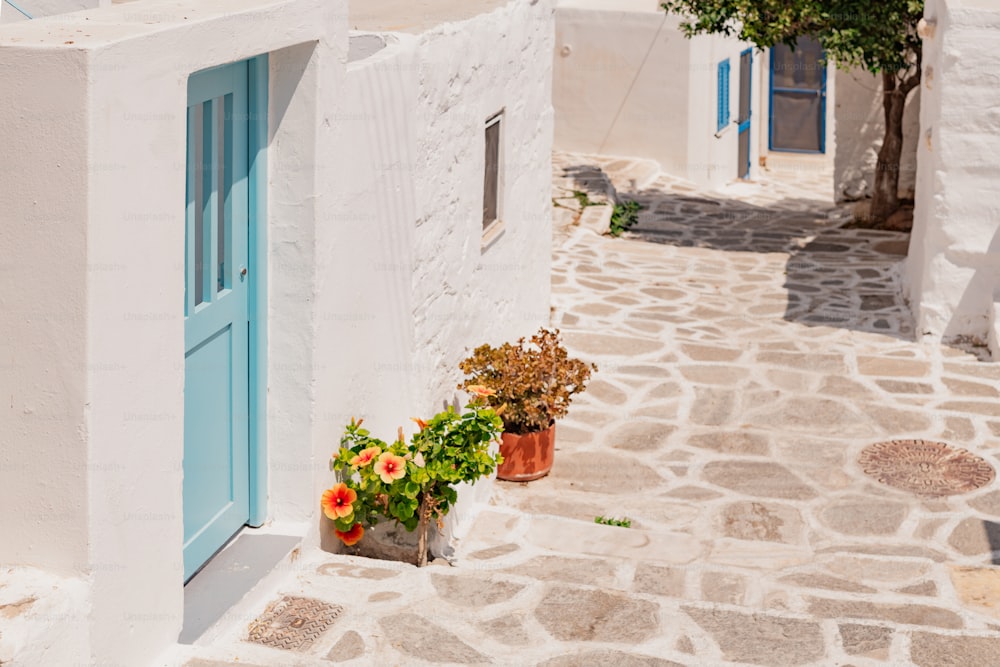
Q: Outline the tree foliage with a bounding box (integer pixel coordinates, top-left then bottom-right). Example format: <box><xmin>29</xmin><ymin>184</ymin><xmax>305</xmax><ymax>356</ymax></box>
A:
<box><xmin>661</xmin><ymin>0</ymin><xmax>925</xmax><ymax>224</ymax></box>
<box><xmin>661</xmin><ymin>0</ymin><xmax>923</xmax><ymax>79</ymax></box>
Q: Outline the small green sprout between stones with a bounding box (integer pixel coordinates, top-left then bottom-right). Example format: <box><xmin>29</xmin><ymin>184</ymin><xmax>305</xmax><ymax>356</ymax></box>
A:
<box><xmin>595</xmin><ymin>516</ymin><xmax>632</xmax><ymax>528</ymax></box>
<box><xmin>609</xmin><ymin>200</ymin><xmax>641</xmax><ymax>237</ymax></box>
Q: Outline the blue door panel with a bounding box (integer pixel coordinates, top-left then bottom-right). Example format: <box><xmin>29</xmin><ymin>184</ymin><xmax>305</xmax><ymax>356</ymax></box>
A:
<box><xmin>183</xmin><ymin>327</ymin><xmax>237</xmax><ymax>538</ymax></box>
<box><xmin>737</xmin><ymin>49</ymin><xmax>753</xmax><ymax>179</ymax></box>
<box><xmin>184</xmin><ymin>59</ymin><xmax>251</xmax><ymax>582</ymax></box>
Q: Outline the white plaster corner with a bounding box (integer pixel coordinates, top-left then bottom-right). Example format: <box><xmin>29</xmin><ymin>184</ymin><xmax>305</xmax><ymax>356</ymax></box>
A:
<box><xmin>0</xmin><ymin>568</ymin><xmax>91</xmax><ymax>666</ymax></box>
<box><xmin>989</xmin><ymin>298</ymin><xmax>1000</xmax><ymax>361</ymax></box>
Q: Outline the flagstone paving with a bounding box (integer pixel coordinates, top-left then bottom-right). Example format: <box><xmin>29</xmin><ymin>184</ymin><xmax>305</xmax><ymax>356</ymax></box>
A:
<box><xmin>173</xmin><ymin>154</ymin><xmax>1000</xmax><ymax>666</ymax></box>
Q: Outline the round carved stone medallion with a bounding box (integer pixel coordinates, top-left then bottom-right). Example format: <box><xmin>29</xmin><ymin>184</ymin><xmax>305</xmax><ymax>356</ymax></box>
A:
<box><xmin>858</xmin><ymin>439</ymin><xmax>995</xmax><ymax>497</ymax></box>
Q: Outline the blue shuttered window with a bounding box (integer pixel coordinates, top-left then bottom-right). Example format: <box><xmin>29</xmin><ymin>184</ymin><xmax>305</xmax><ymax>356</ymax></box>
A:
<box><xmin>717</xmin><ymin>59</ymin><xmax>731</xmax><ymax>132</ymax></box>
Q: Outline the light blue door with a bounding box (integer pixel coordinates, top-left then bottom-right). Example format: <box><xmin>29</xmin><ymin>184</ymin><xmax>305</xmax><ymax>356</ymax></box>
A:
<box><xmin>184</xmin><ymin>60</ymin><xmax>251</xmax><ymax>582</ymax></box>
<box><xmin>737</xmin><ymin>49</ymin><xmax>752</xmax><ymax>179</ymax></box>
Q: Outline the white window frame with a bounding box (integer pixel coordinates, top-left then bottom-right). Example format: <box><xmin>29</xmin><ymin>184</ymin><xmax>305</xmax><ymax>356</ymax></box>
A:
<box><xmin>482</xmin><ymin>110</ymin><xmax>505</xmax><ymax>248</ymax></box>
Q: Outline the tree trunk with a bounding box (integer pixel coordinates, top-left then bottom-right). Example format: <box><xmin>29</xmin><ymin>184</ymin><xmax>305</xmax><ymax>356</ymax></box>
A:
<box><xmin>415</xmin><ymin>494</ymin><xmax>431</xmax><ymax>567</ymax></box>
<box><xmin>869</xmin><ymin>64</ymin><xmax>921</xmax><ymax>226</ymax></box>
<box><xmin>869</xmin><ymin>71</ymin><xmax>906</xmax><ymax>224</ymax></box>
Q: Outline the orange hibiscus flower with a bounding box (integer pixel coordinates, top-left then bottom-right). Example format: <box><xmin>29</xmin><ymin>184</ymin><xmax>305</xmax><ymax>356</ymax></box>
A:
<box><xmin>349</xmin><ymin>446</ymin><xmax>381</xmax><ymax>468</ymax></box>
<box><xmin>321</xmin><ymin>483</ymin><xmax>357</xmax><ymax>520</ymax></box>
<box><xmin>373</xmin><ymin>451</ymin><xmax>407</xmax><ymax>484</ymax></box>
<box><xmin>411</xmin><ymin>417</ymin><xmax>429</xmax><ymax>430</ymax></box>
<box><xmin>335</xmin><ymin>523</ymin><xmax>364</xmax><ymax>546</ymax></box>
<box><xmin>467</xmin><ymin>384</ymin><xmax>496</xmax><ymax>398</ymax></box>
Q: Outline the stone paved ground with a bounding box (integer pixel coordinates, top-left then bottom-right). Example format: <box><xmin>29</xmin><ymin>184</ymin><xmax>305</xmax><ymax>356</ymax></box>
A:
<box><xmin>172</xmin><ymin>154</ymin><xmax>1000</xmax><ymax>667</ymax></box>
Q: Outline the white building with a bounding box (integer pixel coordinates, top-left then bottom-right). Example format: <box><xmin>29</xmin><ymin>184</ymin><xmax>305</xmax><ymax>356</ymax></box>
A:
<box><xmin>0</xmin><ymin>0</ymin><xmax>554</xmax><ymax>663</ymax></box>
<box><xmin>906</xmin><ymin>0</ymin><xmax>1000</xmax><ymax>355</ymax></box>
<box><xmin>552</xmin><ymin>0</ymin><xmax>838</xmax><ymax>191</ymax></box>
<box><xmin>552</xmin><ymin>0</ymin><xmax>1000</xmax><ymax>358</ymax></box>
<box><xmin>551</xmin><ymin>0</ymin><xmax>926</xmax><ymax>207</ymax></box>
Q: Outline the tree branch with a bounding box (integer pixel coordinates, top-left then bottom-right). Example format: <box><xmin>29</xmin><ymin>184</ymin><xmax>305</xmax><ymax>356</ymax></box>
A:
<box><xmin>900</xmin><ymin>50</ymin><xmax>923</xmax><ymax>97</ymax></box>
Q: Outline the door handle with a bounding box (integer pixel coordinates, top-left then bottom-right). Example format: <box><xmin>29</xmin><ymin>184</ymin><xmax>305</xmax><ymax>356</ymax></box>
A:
<box><xmin>240</xmin><ymin>265</ymin><xmax>248</xmax><ymax>281</ymax></box>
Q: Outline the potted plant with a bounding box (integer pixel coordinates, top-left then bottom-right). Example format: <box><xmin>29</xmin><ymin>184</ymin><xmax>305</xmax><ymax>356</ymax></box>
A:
<box><xmin>458</xmin><ymin>327</ymin><xmax>595</xmax><ymax>481</ymax></box>
<box><xmin>322</xmin><ymin>390</ymin><xmax>502</xmax><ymax>567</ymax></box>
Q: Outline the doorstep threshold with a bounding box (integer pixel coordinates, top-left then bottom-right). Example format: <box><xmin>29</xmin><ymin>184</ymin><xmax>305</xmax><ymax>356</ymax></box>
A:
<box><xmin>180</xmin><ymin>524</ymin><xmax>306</xmax><ymax>645</ymax></box>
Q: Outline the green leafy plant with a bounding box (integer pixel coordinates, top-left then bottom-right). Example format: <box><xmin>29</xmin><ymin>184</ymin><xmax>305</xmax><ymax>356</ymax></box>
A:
<box><xmin>595</xmin><ymin>516</ymin><xmax>632</xmax><ymax>528</ymax></box>
<box><xmin>609</xmin><ymin>199</ymin><xmax>641</xmax><ymax>237</ymax></box>
<box><xmin>323</xmin><ymin>393</ymin><xmax>503</xmax><ymax>567</ymax></box>
<box><xmin>458</xmin><ymin>328</ymin><xmax>596</xmax><ymax>435</ymax></box>
<box><xmin>572</xmin><ymin>189</ymin><xmax>605</xmax><ymax>209</ymax></box>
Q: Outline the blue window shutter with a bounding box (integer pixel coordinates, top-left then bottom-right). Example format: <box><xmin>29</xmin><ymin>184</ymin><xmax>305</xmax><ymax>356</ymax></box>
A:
<box><xmin>717</xmin><ymin>62</ymin><xmax>724</xmax><ymax>130</ymax></box>
<box><xmin>724</xmin><ymin>61</ymin><xmax>730</xmax><ymax>125</ymax></box>
<box><xmin>715</xmin><ymin>58</ymin><xmax>730</xmax><ymax>132</ymax></box>
<box><xmin>717</xmin><ymin>59</ymin><xmax>731</xmax><ymax>131</ymax></box>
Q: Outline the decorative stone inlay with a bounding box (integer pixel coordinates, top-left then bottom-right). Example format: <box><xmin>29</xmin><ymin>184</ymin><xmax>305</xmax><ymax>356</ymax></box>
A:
<box><xmin>857</xmin><ymin>440</ymin><xmax>995</xmax><ymax>497</ymax></box>
<box><xmin>246</xmin><ymin>596</ymin><xmax>343</xmax><ymax>652</ymax></box>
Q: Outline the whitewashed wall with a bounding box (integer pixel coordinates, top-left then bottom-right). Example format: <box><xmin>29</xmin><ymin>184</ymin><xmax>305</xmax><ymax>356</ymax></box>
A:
<box><xmin>0</xmin><ymin>0</ymin><xmax>341</xmax><ymax>663</ymax></box>
<box><xmin>906</xmin><ymin>0</ymin><xmax>1000</xmax><ymax>348</ymax></box>
<box><xmin>685</xmin><ymin>32</ymin><xmax>757</xmax><ymax>188</ymax></box>
<box><xmin>410</xmin><ymin>0</ymin><xmax>554</xmax><ymax>411</ymax></box>
<box><xmin>410</xmin><ymin>0</ymin><xmax>555</xmax><ymax>544</ymax></box>
<box><xmin>0</xmin><ymin>0</ymin><xmax>106</xmax><ymax>22</ymax></box>
<box><xmin>553</xmin><ymin>0</ymin><xmax>761</xmax><ymax>190</ymax></box>
<box><xmin>316</xmin><ymin>33</ymin><xmax>422</xmax><ymax>550</ymax></box>
<box><xmin>554</xmin><ymin>2</ymin><xmax>690</xmax><ymax>176</ymax></box>
<box><xmin>330</xmin><ymin>0</ymin><xmax>555</xmax><ymax>554</ymax></box>
<box><xmin>834</xmin><ymin>68</ymin><xmax>920</xmax><ymax>201</ymax></box>
<box><xmin>0</xmin><ymin>0</ymin><xmax>554</xmax><ymax>662</ymax></box>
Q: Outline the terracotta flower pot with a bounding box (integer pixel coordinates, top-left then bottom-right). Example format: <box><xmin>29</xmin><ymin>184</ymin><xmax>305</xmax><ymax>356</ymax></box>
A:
<box><xmin>497</xmin><ymin>423</ymin><xmax>556</xmax><ymax>482</ymax></box>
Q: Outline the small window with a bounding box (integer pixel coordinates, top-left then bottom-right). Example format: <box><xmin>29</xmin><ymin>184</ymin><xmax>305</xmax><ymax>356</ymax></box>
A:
<box><xmin>717</xmin><ymin>59</ymin><xmax>731</xmax><ymax>132</ymax></box>
<box><xmin>483</xmin><ymin>111</ymin><xmax>502</xmax><ymax>230</ymax></box>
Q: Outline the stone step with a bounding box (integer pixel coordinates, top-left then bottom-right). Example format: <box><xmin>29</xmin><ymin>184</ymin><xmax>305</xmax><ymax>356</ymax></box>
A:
<box><xmin>459</xmin><ymin>506</ymin><xmax>702</xmax><ymax>569</ymax></box>
<box><xmin>596</xmin><ymin>155</ymin><xmax>662</xmax><ymax>195</ymax></box>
